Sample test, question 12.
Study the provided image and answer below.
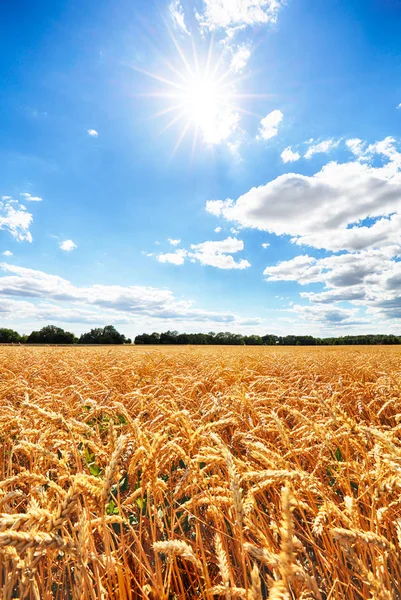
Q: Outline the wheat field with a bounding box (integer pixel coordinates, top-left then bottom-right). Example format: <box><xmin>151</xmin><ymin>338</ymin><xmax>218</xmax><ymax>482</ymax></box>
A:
<box><xmin>0</xmin><ymin>345</ymin><xmax>401</xmax><ymax>599</ymax></box>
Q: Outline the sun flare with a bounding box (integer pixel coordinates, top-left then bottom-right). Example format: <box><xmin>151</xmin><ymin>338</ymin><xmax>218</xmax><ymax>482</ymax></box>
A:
<box><xmin>132</xmin><ymin>31</ymin><xmax>258</xmax><ymax>155</ymax></box>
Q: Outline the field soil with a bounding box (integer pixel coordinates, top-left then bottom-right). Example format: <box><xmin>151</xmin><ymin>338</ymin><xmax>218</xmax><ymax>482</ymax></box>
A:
<box><xmin>1</xmin><ymin>345</ymin><xmax>401</xmax><ymax>599</ymax></box>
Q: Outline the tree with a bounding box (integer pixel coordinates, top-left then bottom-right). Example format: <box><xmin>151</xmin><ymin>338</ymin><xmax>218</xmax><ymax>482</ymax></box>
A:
<box><xmin>0</xmin><ymin>328</ymin><xmax>21</xmax><ymax>343</ymax></box>
<box><xmin>79</xmin><ymin>325</ymin><xmax>127</xmax><ymax>345</ymax></box>
<box><xmin>27</xmin><ymin>325</ymin><xmax>77</xmax><ymax>344</ymax></box>
<box><xmin>244</xmin><ymin>335</ymin><xmax>263</xmax><ymax>345</ymax></box>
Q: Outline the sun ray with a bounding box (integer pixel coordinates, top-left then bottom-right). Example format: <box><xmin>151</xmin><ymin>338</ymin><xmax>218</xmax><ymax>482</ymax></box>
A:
<box><xmin>171</xmin><ymin>119</ymin><xmax>192</xmax><ymax>157</ymax></box>
<box><xmin>147</xmin><ymin>103</ymin><xmax>187</xmax><ymax>121</ymax></box>
<box><xmin>167</xmin><ymin>26</ymin><xmax>193</xmax><ymax>77</ymax></box>
<box><xmin>129</xmin><ymin>64</ymin><xmax>188</xmax><ymax>92</ymax></box>
<box><xmin>133</xmin><ymin>26</ymin><xmax>261</xmax><ymax>154</ymax></box>
<box><xmin>160</xmin><ymin>111</ymin><xmax>186</xmax><ymax>135</ymax></box>
<box><xmin>205</xmin><ymin>33</ymin><xmax>215</xmax><ymax>76</ymax></box>
<box><xmin>191</xmin><ymin>124</ymin><xmax>200</xmax><ymax>163</ymax></box>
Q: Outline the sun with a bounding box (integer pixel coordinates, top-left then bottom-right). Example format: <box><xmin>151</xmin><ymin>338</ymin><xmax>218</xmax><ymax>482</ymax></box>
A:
<box><xmin>131</xmin><ymin>30</ymin><xmax>258</xmax><ymax>156</ymax></box>
<box><xmin>183</xmin><ymin>74</ymin><xmax>221</xmax><ymax>128</ymax></box>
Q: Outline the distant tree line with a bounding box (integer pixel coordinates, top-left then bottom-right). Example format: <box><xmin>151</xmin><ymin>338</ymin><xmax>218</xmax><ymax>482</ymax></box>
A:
<box><xmin>1</xmin><ymin>326</ymin><xmax>401</xmax><ymax>346</ymax></box>
<box><xmin>134</xmin><ymin>331</ymin><xmax>401</xmax><ymax>346</ymax></box>
<box><xmin>0</xmin><ymin>325</ymin><xmax>131</xmax><ymax>345</ymax></box>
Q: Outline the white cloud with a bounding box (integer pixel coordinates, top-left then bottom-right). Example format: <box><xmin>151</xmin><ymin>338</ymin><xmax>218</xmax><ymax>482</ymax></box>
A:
<box><xmin>169</xmin><ymin>0</ymin><xmax>190</xmax><ymax>34</ymax></box>
<box><xmin>214</xmin><ymin>226</ymin><xmax>222</xmax><ymax>233</ymax></box>
<box><xmin>258</xmin><ymin>109</ymin><xmax>283</xmax><ymax>140</ymax></box>
<box><xmin>203</xmin><ymin>107</ymin><xmax>240</xmax><ymax>145</ymax></box>
<box><xmin>157</xmin><ymin>249</ymin><xmax>187</xmax><ymax>265</ymax></box>
<box><xmin>230</xmin><ymin>45</ymin><xmax>251</xmax><ymax>73</ymax></box>
<box><xmin>87</xmin><ymin>129</ymin><xmax>98</xmax><ymax>137</ymax></box>
<box><xmin>2</xmin><ymin>251</ymin><xmax>13</xmax><ymax>257</ymax></box>
<box><xmin>0</xmin><ymin>262</ymin><xmax>259</xmax><ymax>330</ymax></box>
<box><xmin>190</xmin><ymin>237</ymin><xmax>250</xmax><ymax>269</ymax></box>
<box><xmin>345</xmin><ymin>138</ymin><xmax>365</xmax><ymax>157</ymax></box>
<box><xmin>292</xmin><ymin>303</ymin><xmax>365</xmax><ymax>327</ymax></box>
<box><xmin>304</xmin><ymin>138</ymin><xmax>340</xmax><ymax>159</ymax></box>
<box><xmin>281</xmin><ymin>147</ymin><xmax>300</xmax><ymax>163</ymax></box>
<box><xmin>0</xmin><ymin>198</ymin><xmax>33</xmax><ymax>242</ymax></box>
<box><xmin>397</xmin><ymin>103</ymin><xmax>401</xmax><ymax>110</ymax></box>
<box><xmin>59</xmin><ymin>240</ymin><xmax>77</xmax><ymax>252</ymax></box>
<box><xmin>206</xmin><ymin>137</ymin><xmax>401</xmax><ymax>253</ymax></box>
<box><xmin>1</xmin><ymin>196</ymin><xmax>12</xmax><ymax>201</ymax></box>
<box><xmin>263</xmin><ymin>245</ymin><xmax>401</xmax><ymax>324</ymax></box>
<box><xmin>157</xmin><ymin>236</ymin><xmax>250</xmax><ymax>270</ymax></box>
<box><xmin>168</xmin><ymin>238</ymin><xmax>181</xmax><ymax>246</ymax></box>
<box><xmin>261</xmin><ymin>242</ymin><xmax>270</xmax><ymax>249</ymax></box>
<box><xmin>230</xmin><ymin>227</ymin><xmax>239</xmax><ymax>234</ymax></box>
<box><xmin>197</xmin><ymin>0</ymin><xmax>285</xmax><ymax>31</ymax></box>
<box><xmin>20</xmin><ymin>192</ymin><xmax>43</xmax><ymax>202</ymax></box>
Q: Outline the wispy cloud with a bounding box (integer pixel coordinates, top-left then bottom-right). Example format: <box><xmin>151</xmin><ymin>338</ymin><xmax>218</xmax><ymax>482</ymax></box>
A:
<box><xmin>229</xmin><ymin>45</ymin><xmax>251</xmax><ymax>73</ymax></box>
<box><xmin>169</xmin><ymin>0</ymin><xmax>190</xmax><ymax>35</ymax></box>
<box><xmin>304</xmin><ymin>138</ymin><xmax>340</xmax><ymax>159</ymax></box>
<box><xmin>20</xmin><ymin>192</ymin><xmax>43</xmax><ymax>202</ymax></box>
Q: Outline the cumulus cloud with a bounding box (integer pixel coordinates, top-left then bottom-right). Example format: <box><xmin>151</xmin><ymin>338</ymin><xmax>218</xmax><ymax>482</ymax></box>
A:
<box><xmin>261</xmin><ymin>242</ymin><xmax>270</xmax><ymax>249</ymax></box>
<box><xmin>206</xmin><ymin>137</ymin><xmax>401</xmax><ymax>253</ymax></box>
<box><xmin>281</xmin><ymin>147</ymin><xmax>300</xmax><ymax>163</ymax></box>
<box><xmin>258</xmin><ymin>109</ymin><xmax>283</xmax><ymax>140</ymax></box>
<box><xmin>214</xmin><ymin>226</ymin><xmax>222</xmax><ymax>233</ymax></box>
<box><xmin>2</xmin><ymin>250</ymin><xmax>13</xmax><ymax>256</ymax></box>
<box><xmin>59</xmin><ymin>240</ymin><xmax>77</xmax><ymax>252</ymax></box>
<box><xmin>157</xmin><ymin>249</ymin><xmax>187</xmax><ymax>265</ymax></box>
<box><xmin>196</xmin><ymin>0</ymin><xmax>285</xmax><ymax>32</ymax></box>
<box><xmin>264</xmin><ymin>246</ymin><xmax>401</xmax><ymax>324</ymax></box>
<box><xmin>87</xmin><ymin>129</ymin><xmax>98</xmax><ymax>137</ymax></box>
<box><xmin>168</xmin><ymin>238</ymin><xmax>181</xmax><ymax>246</ymax></box>
<box><xmin>169</xmin><ymin>0</ymin><xmax>190</xmax><ymax>34</ymax></box>
<box><xmin>345</xmin><ymin>138</ymin><xmax>365</xmax><ymax>157</ymax></box>
<box><xmin>0</xmin><ymin>198</ymin><xmax>33</xmax><ymax>242</ymax></box>
<box><xmin>292</xmin><ymin>303</ymin><xmax>366</xmax><ymax>327</ymax></box>
<box><xmin>0</xmin><ymin>262</ymin><xmax>258</xmax><ymax>329</ymax></box>
<box><xmin>157</xmin><ymin>237</ymin><xmax>250</xmax><ymax>270</ymax></box>
<box><xmin>304</xmin><ymin>138</ymin><xmax>340</xmax><ymax>159</ymax></box>
<box><xmin>190</xmin><ymin>237</ymin><xmax>250</xmax><ymax>269</ymax></box>
<box><xmin>20</xmin><ymin>192</ymin><xmax>43</xmax><ymax>202</ymax></box>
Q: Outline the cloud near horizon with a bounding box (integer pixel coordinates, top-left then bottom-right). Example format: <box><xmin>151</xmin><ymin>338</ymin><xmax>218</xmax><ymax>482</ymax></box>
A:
<box><xmin>0</xmin><ymin>262</ymin><xmax>261</xmax><ymax>331</ymax></box>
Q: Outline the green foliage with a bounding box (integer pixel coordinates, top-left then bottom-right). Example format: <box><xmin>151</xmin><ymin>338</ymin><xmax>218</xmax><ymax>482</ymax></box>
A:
<box><xmin>2</xmin><ymin>325</ymin><xmax>401</xmax><ymax>347</ymax></box>
<box><xmin>26</xmin><ymin>325</ymin><xmax>77</xmax><ymax>345</ymax></box>
<box><xmin>79</xmin><ymin>325</ymin><xmax>127</xmax><ymax>345</ymax></box>
<box><xmin>84</xmin><ymin>447</ymin><xmax>103</xmax><ymax>477</ymax></box>
<box><xmin>0</xmin><ymin>328</ymin><xmax>21</xmax><ymax>343</ymax></box>
<box><xmin>134</xmin><ymin>331</ymin><xmax>401</xmax><ymax>346</ymax></box>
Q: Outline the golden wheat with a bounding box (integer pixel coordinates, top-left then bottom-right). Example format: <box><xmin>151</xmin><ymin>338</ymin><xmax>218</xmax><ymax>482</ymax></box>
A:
<box><xmin>0</xmin><ymin>344</ymin><xmax>401</xmax><ymax>599</ymax></box>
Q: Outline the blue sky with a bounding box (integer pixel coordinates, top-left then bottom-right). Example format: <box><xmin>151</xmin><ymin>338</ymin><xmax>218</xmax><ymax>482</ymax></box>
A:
<box><xmin>1</xmin><ymin>0</ymin><xmax>401</xmax><ymax>337</ymax></box>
